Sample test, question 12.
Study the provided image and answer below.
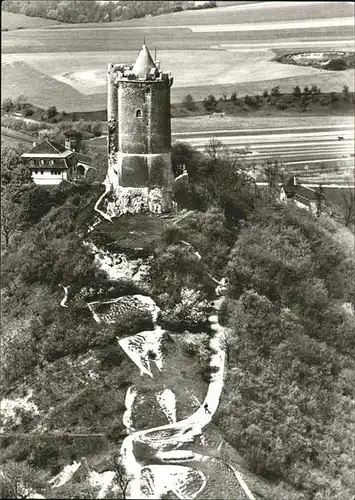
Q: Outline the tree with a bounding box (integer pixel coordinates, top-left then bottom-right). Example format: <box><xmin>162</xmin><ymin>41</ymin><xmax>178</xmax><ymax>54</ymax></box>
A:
<box><xmin>203</xmin><ymin>94</ymin><xmax>217</xmax><ymax>112</ymax></box>
<box><xmin>15</xmin><ymin>94</ymin><xmax>28</xmax><ymax>110</ymax></box>
<box><xmin>182</xmin><ymin>93</ymin><xmax>197</xmax><ymax>112</ymax></box>
<box><xmin>171</xmin><ymin>141</ymin><xmax>200</xmax><ymax>177</ymax></box>
<box><xmin>91</xmin><ymin>122</ymin><xmax>103</xmax><ymax>137</ymax></box>
<box><xmin>270</xmin><ymin>86</ymin><xmax>281</xmax><ymax>97</ymax></box>
<box><xmin>1</xmin><ymin>144</ymin><xmax>34</xmax><ymax>201</ymax></box>
<box><xmin>205</xmin><ymin>138</ymin><xmax>224</xmax><ymax>161</ymax></box>
<box><xmin>342</xmin><ymin>85</ymin><xmax>349</xmax><ymax>100</ymax></box>
<box><xmin>326</xmin><ymin>58</ymin><xmax>347</xmax><ymax>71</ymax></box>
<box><xmin>0</xmin><ymin>461</ymin><xmax>43</xmax><ymax>499</ymax></box>
<box><xmin>300</xmin><ymin>95</ymin><xmax>308</xmax><ymax>111</ymax></box>
<box><xmin>47</xmin><ymin>105</ymin><xmax>58</xmax><ymax>119</ymax></box>
<box><xmin>2</xmin><ymin>97</ymin><xmax>14</xmax><ymax>112</ymax></box>
<box><xmin>292</xmin><ymin>86</ymin><xmax>301</xmax><ymax>99</ymax></box>
<box><xmin>310</xmin><ymin>84</ymin><xmax>321</xmax><ymax>102</ymax></box>
<box><xmin>338</xmin><ymin>183</ymin><xmax>355</xmax><ymax>227</ymax></box>
<box><xmin>303</xmin><ymin>86</ymin><xmax>310</xmax><ymax>97</ymax></box>
<box><xmin>314</xmin><ymin>184</ymin><xmax>326</xmax><ymax>217</ymax></box>
<box><xmin>1</xmin><ymin>194</ymin><xmax>22</xmax><ymax>248</ymax></box>
<box><xmin>262</xmin><ymin>89</ymin><xmax>269</xmax><ymax>98</ymax></box>
<box><xmin>262</xmin><ymin>158</ymin><xmax>284</xmax><ymax>194</ymax></box>
<box><xmin>110</xmin><ymin>453</ymin><xmax>131</xmax><ymax>499</ymax></box>
<box><xmin>230</xmin><ymin>91</ymin><xmax>238</xmax><ymax>104</ymax></box>
<box><xmin>311</xmin><ymin>84</ymin><xmax>321</xmax><ymax>95</ymax></box>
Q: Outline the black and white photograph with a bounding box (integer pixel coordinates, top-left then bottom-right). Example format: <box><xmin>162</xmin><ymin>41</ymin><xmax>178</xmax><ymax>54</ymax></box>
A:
<box><xmin>1</xmin><ymin>0</ymin><xmax>354</xmax><ymax>498</ymax></box>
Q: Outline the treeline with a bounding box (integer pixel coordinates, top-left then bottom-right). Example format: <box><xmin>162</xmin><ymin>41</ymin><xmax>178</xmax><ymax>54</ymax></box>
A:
<box><xmin>177</xmin><ymin>84</ymin><xmax>354</xmax><ymax>116</ymax></box>
<box><xmin>1</xmin><ymin>0</ymin><xmax>215</xmax><ymax>24</ymax></box>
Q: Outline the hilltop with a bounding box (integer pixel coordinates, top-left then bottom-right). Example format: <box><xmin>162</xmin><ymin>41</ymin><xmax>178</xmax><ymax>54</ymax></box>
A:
<box><xmin>1</xmin><ymin>139</ymin><xmax>354</xmax><ymax>499</ymax></box>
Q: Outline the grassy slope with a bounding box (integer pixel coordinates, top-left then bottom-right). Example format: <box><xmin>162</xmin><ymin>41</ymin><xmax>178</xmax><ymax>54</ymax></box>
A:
<box><xmin>1</xmin><ymin>126</ymin><xmax>34</xmax><ymax>145</ymax></box>
<box><xmin>44</xmin><ymin>2</ymin><xmax>353</xmax><ymax>28</ymax></box>
<box><xmin>1</xmin><ymin>61</ymin><xmax>105</xmax><ymax>113</ymax></box>
<box><xmin>1</xmin><ymin>1</ymin><xmax>353</xmax><ymax>112</ymax></box>
<box><xmin>1</xmin><ymin>10</ymin><xmax>62</xmax><ymax>30</ymax></box>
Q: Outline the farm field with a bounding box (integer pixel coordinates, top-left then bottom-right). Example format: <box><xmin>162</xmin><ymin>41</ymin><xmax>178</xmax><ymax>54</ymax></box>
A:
<box><xmin>1</xmin><ymin>126</ymin><xmax>34</xmax><ymax>146</ymax></box>
<box><xmin>1</xmin><ymin>2</ymin><xmax>354</xmax><ymax>112</ymax></box>
<box><xmin>1</xmin><ymin>10</ymin><xmax>62</xmax><ymax>30</ymax></box>
<box><xmin>43</xmin><ymin>2</ymin><xmax>353</xmax><ymax>28</ymax></box>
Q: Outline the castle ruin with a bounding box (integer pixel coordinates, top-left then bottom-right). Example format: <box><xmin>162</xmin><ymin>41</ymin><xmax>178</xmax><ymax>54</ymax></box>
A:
<box><xmin>107</xmin><ymin>43</ymin><xmax>174</xmax><ymax>214</ymax></box>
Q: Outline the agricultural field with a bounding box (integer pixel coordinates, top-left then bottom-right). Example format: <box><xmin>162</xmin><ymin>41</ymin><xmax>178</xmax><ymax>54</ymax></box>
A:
<box><xmin>44</xmin><ymin>1</ymin><xmax>353</xmax><ymax>28</ymax></box>
<box><xmin>1</xmin><ymin>2</ymin><xmax>354</xmax><ymax>111</ymax></box>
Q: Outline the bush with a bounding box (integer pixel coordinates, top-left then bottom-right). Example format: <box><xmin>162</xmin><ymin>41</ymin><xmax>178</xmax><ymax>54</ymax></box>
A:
<box><xmin>203</xmin><ymin>94</ymin><xmax>217</xmax><ymax>112</ymax></box>
<box><xmin>47</xmin><ymin>106</ymin><xmax>57</xmax><ymax>119</ymax></box>
<box><xmin>23</xmin><ymin>107</ymin><xmax>34</xmax><ymax>117</ymax></box>
<box><xmin>326</xmin><ymin>58</ymin><xmax>347</xmax><ymax>71</ymax></box>
<box><xmin>2</xmin><ymin>97</ymin><xmax>14</xmax><ymax>112</ymax></box>
<box><xmin>97</xmin><ymin>343</ymin><xmax>124</xmax><ymax>368</ymax></box>
<box><xmin>183</xmin><ymin>94</ymin><xmax>197</xmax><ymax>112</ymax></box>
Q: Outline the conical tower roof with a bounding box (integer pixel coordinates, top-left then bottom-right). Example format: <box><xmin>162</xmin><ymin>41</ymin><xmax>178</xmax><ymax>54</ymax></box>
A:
<box><xmin>132</xmin><ymin>43</ymin><xmax>156</xmax><ymax>79</ymax></box>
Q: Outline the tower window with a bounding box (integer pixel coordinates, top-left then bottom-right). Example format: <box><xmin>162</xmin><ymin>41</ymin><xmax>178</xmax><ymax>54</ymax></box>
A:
<box><xmin>136</xmin><ymin>109</ymin><xmax>142</xmax><ymax>118</ymax></box>
<box><xmin>146</xmin><ymin>87</ymin><xmax>150</xmax><ymax>94</ymax></box>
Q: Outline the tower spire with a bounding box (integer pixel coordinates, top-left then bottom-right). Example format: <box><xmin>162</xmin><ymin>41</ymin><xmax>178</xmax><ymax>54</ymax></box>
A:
<box><xmin>132</xmin><ymin>42</ymin><xmax>155</xmax><ymax>79</ymax></box>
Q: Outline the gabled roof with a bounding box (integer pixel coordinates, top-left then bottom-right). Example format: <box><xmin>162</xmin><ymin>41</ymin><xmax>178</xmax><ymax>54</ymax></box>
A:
<box><xmin>283</xmin><ymin>177</ymin><xmax>321</xmax><ymax>203</ymax></box>
<box><xmin>75</xmin><ymin>152</ymin><xmax>92</xmax><ymax>165</ymax></box>
<box><xmin>22</xmin><ymin>139</ymin><xmax>74</xmax><ymax>159</ymax></box>
<box><xmin>132</xmin><ymin>43</ymin><xmax>156</xmax><ymax>79</ymax></box>
<box><xmin>32</xmin><ymin>139</ymin><xmax>67</xmax><ymax>154</ymax></box>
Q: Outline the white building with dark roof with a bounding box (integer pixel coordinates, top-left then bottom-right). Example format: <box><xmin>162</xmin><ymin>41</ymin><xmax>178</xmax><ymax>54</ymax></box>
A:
<box><xmin>21</xmin><ymin>139</ymin><xmax>92</xmax><ymax>185</ymax></box>
<box><xmin>280</xmin><ymin>176</ymin><xmax>324</xmax><ymax>214</ymax></box>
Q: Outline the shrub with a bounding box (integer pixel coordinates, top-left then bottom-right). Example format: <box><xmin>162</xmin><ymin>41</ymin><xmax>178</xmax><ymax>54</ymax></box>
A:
<box><xmin>203</xmin><ymin>94</ymin><xmax>217</xmax><ymax>112</ymax></box>
<box><xmin>2</xmin><ymin>97</ymin><xmax>14</xmax><ymax>112</ymax></box>
<box><xmin>326</xmin><ymin>58</ymin><xmax>347</xmax><ymax>71</ymax></box>
<box><xmin>183</xmin><ymin>94</ymin><xmax>197</xmax><ymax>112</ymax></box>
<box><xmin>47</xmin><ymin>106</ymin><xmax>57</xmax><ymax>119</ymax></box>
<box><xmin>23</xmin><ymin>108</ymin><xmax>34</xmax><ymax>117</ymax></box>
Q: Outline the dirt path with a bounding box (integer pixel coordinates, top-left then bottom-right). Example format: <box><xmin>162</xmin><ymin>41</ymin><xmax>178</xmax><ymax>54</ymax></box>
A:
<box><xmin>116</xmin><ymin>293</ymin><xmax>254</xmax><ymax>499</ymax></box>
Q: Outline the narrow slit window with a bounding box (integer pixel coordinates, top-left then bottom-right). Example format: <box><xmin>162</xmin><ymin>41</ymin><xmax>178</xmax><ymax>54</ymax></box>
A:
<box><xmin>136</xmin><ymin>109</ymin><xmax>142</xmax><ymax>118</ymax></box>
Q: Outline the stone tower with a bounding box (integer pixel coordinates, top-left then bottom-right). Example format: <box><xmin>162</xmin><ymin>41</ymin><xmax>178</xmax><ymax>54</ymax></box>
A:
<box><xmin>107</xmin><ymin>43</ymin><xmax>174</xmax><ymax>214</ymax></box>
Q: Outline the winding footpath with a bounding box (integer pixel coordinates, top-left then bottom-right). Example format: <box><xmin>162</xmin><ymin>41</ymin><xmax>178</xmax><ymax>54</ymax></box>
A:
<box><xmin>116</xmin><ymin>292</ymin><xmax>254</xmax><ymax>499</ymax></box>
<box><xmin>55</xmin><ymin>208</ymin><xmax>255</xmax><ymax>499</ymax></box>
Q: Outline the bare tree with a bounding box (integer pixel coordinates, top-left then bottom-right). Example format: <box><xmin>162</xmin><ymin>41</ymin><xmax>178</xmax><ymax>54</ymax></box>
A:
<box><xmin>110</xmin><ymin>453</ymin><xmax>131</xmax><ymax>499</ymax></box>
<box><xmin>339</xmin><ymin>182</ymin><xmax>355</xmax><ymax>227</ymax></box>
<box><xmin>205</xmin><ymin>138</ymin><xmax>224</xmax><ymax>161</ymax></box>
<box><xmin>1</xmin><ymin>194</ymin><xmax>21</xmax><ymax>248</ymax></box>
<box><xmin>262</xmin><ymin>157</ymin><xmax>285</xmax><ymax>194</ymax></box>
<box><xmin>315</xmin><ymin>183</ymin><xmax>326</xmax><ymax>217</ymax></box>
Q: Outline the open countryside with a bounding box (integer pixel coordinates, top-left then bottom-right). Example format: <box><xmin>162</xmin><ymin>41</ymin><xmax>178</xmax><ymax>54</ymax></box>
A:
<box><xmin>1</xmin><ymin>2</ymin><xmax>355</xmax><ymax>500</ymax></box>
<box><xmin>1</xmin><ymin>1</ymin><xmax>354</xmax><ymax>110</ymax></box>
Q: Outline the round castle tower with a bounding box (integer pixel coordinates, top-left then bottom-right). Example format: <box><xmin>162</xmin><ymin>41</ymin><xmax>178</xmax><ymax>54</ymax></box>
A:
<box><xmin>107</xmin><ymin>43</ymin><xmax>174</xmax><ymax>214</ymax></box>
